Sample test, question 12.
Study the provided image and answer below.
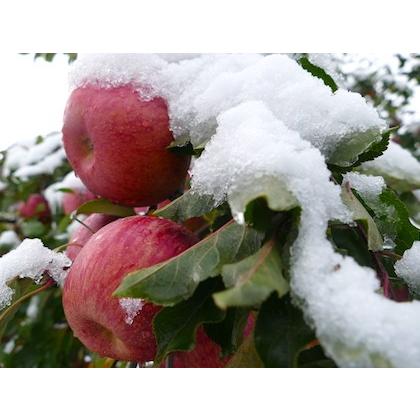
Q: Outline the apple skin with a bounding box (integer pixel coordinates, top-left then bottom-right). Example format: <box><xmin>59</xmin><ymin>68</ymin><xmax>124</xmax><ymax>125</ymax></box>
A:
<box><xmin>62</xmin><ymin>85</ymin><xmax>190</xmax><ymax>207</ymax></box>
<box><xmin>62</xmin><ymin>216</ymin><xmax>197</xmax><ymax>362</ymax></box>
<box><xmin>18</xmin><ymin>193</ymin><xmax>50</xmax><ymax>222</ymax></box>
<box><xmin>62</xmin><ymin>189</ymin><xmax>97</xmax><ymax>215</ymax></box>
<box><xmin>66</xmin><ymin>213</ymin><xmax>118</xmax><ymax>261</ymax></box>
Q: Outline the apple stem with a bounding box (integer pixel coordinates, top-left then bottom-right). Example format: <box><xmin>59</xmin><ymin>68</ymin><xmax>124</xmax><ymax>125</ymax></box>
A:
<box><xmin>71</xmin><ymin>215</ymin><xmax>95</xmax><ymax>234</ymax></box>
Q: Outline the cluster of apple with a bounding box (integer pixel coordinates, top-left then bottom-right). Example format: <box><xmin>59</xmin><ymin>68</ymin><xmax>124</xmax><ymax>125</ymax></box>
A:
<box><xmin>50</xmin><ymin>83</ymin><xmax>235</xmax><ymax>367</ymax></box>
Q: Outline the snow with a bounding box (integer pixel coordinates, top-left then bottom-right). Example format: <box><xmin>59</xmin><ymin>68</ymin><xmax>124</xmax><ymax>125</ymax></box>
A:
<box><xmin>70</xmin><ymin>54</ymin><xmax>385</xmax><ymax>165</ymax></box>
<box><xmin>0</xmin><ymin>239</ymin><xmax>71</xmax><ymax>310</ymax></box>
<box><xmin>66</xmin><ymin>53</ymin><xmax>420</xmax><ymax>366</ymax></box>
<box><xmin>361</xmin><ymin>141</ymin><xmax>420</xmax><ymax>188</ymax></box>
<box><xmin>44</xmin><ymin>171</ymin><xmax>87</xmax><ymax>212</ymax></box>
<box><xmin>3</xmin><ymin>132</ymin><xmax>66</xmax><ymax>180</ymax></box>
<box><xmin>395</xmin><ymin>242</ymin><xmax>420</xmax><ymax>294</ymax></box>
<box><xmin>119</xmin><ymin>298</ymin><xmax>145</xmax><ymax>325</ymax></box>
<box><xmin>0</xmin><ymin>230</ymin><xmax>21</xmax><ymax>248</ymax></box>
<box><xmin>343</xmin><ymin>172</ymin><xmax>386</xmax><ymax>200</ymax></box>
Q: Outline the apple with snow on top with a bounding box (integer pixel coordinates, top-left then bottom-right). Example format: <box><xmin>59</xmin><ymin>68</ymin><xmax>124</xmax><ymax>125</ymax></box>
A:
<box><xmin>66</xmin><ymin>213</ymin><xmax>117</xmax><ymax>261</ymax></box>
<box><xmin>62</xmin><ymin>85</ymin><xmax>190</xmax><ymax>207</ymax></box>
<box><xmin>63</xmin><ymin>216</ymin><xmax>199</xmax><ymax>362</ymax></box>
<box><xmin>18</xmin><ymin>193</ymin><xmax>50</xmax><ymax>222</ymax></box>
<box><xmin>62</xmin><ymin>188</ymin><xmax>97</xmax><ymax>215</ymax></box>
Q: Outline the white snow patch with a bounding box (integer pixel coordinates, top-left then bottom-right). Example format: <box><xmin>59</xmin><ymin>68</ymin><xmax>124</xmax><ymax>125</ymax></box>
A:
<box><xmin>395</xmin><ymin>242</ymin><xmax>420</xmax><ymax>294</ymax></box>
<box><xmin>119</xmin><ymin>298</ymin><xmax>145</xmax><ymax>325</ymax></box>
<box><xmin>0</xmin><ymin>231</ymin><xmax>21</xmax><ymax>248</ymax></box>
<box><xmin>343</xmin><ymin>172</ymin><xmax>386</xmax><ymax>200</ymax></box>
<box><xmin>0</xmin><ymin>239</ymin><xmax>71</xmax><ymax>310</ymax></box>
<box><xmin>361</xmin><ymin>141</ymin><xmax>420</xmax><ymax>187</ymax></box>
<box><xmin>44</xmin><ymin>171</ymin><xmax>87</xmax><ymax>213</ymax></box>
<box><xmin>3</xmin><ymin>132</ymin><xmax>66</xmax><ymax>180</ymax></box>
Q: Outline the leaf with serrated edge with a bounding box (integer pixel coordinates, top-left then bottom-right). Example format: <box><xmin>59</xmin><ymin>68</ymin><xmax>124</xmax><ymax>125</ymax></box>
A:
<box><xmin>114</xmin><ymin>221</ymin><xmax>264</xmax><ymax>305</ymax></box>
<box><xmin>341</xmin><ymin>183</ymin><xmax>383</xmax><ymax>251</ymax></box>
<box><xmin>153</xmin><ymin>190</ymin><xmax>215</xmax><ymax>222</ymax></box>
<box><xmin>76</xmin><ymin>198</ymin><xmax>135</xmax><ymax>217</ymax></box>
<box><xmin>152</xmin><ymin>279</ymin><xmax>225</xmax><ymax>364</ymax></box>
<box><xmin>298</xmin><ymin>56</ymin><xmax>338</xmax><ymax>92</ymax></box>
<box><xmin>214</xmin><ymin>240</ymin><xmax>289</xmax><ymax>309</ymax></box>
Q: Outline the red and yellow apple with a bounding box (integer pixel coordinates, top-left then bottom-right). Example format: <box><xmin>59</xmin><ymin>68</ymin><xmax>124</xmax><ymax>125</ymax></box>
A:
<box><xmin>63</xmin><ymin>215</ymin><xmax>197</xmax><ymax>362</ymax></box>
<box><xmin>62</xmin><ymin>85</ymin><xmax>190</xmax><ymax>207</ymax></box>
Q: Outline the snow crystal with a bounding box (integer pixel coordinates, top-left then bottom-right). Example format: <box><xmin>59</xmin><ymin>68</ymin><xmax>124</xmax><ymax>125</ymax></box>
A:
<box><xmin>119</xmin><ymin>298</ymin><xmax>144</xmax><ymax>325</ymax></box>
<box><xmin>395</xmin><ymin>242</ymin><xmax>420</xmax><ymax>294</ymax></box>
<box><xmin>0</xmin><ymin>239</ymin><xmax>71</xmax><ymax>310</ymax></box>
<box><xmin>361</xmin><ymin>141</ymin><xmax>420</xmax><ymax>189</ymax></box>
<box><xmin>3</xmin><ymin>132</ymin><xmax>66</xmax><ymax>180</ymax></box>
<box><xmin>0</xmin><ymin>230</ymin><xmax>21</xmax><ymax>248</ymax></box>
<box><xmin>343</xmin><ymin>172</ymin><xmax>385</xmax><ymax>200</ymax></box>
<box><xmin>70</xmin><ymin>54</ymin><xmax>385</xmax><ymax>164</ymax></box>
<box><xmin>44</xmin><ymin>171</ymin><xmax>87</xmax><ymax>212</ymax></box>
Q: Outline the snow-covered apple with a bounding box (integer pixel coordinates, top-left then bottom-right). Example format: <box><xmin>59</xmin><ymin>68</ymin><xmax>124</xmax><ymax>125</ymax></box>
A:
<box><xmin>66</xmin><ymin>213</ymin><xmax>117</xmax><ymax>261</ymax></box>
<box><xmin>62</xmin><ymin>216</ymin><xmax>197</xmax><ymax>362</ymax></box>
<box><xmin>62</xmin><ymin>189</ymin><xmax>96</xmax><ymax>215</ymax></box>
<box><xmin>18</xmin><ymin>193</ymin><xmax>50</xmax><ymax>222</ymax></box>
<box><xmin>62</xmin><ymin>85</ymin><xmax>190</xmax><ymax>207</ymax></box>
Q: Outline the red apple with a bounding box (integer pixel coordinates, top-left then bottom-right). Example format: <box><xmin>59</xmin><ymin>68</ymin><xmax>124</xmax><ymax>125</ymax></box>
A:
<box><xmin>62</xmin><ymin>216</ymin><xmax>197</xmax><ymax>362</ymax></box>
<box><xmin>66</xmin><ymin>213</ymin><xmax>117</xmax><ymax>261</ymax></box>
<box><xmin>62</xmin><ymin>85</ymin><xmax>190</xmax><ymax>207</ymax></box>
<box><xmin>171</xmin><ymin>314</ymin><xmax>255</xmax><ymax>368</ymax></box>
<box><xmin>18</xmin><ymin>193</ymin><xmax>50</xmax><ymax>222</ymax></box>
<box><xmin>171</xmin><ymin>328</ymin><xmax>230</xmax><ymax>368</ymax></box>
<box><xmin>62</xmin><ymin>189</ymin><xmax>96</xmax><ymax>215</ymax></box>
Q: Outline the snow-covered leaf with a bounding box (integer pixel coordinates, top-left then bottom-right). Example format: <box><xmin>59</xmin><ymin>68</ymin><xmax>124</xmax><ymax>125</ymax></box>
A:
<box><xmin>115</xmin><ymin>221</ymin><xmax>264</xmax><ymax>305</ymax></box>
<box><xmin>360</xmin><ymin>141</ymin><xmax>420</xmax><ymax>192</ymax></box>
<box><xmin>341</xmin><ymin>184</ymin><xmax>383</xmax><ymax>251</ymax></box>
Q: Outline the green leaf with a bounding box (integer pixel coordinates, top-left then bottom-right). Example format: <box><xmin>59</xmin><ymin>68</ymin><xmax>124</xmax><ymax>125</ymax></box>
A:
<box><xmin>204</xmin><ymin>308</ymin><xmax>250</xmax><ymax>357</ymax></box>
<box><xmin>0</xmin><ymin>278</ymin><xmax>51</xmax><ymax>341</ymax></box>
<box><xmin>152</xmin><ymin>279</ymin><xmax>225</xmax><ymax>364</ymax></box>
<box><xmin>76</xmin><ymin>198</ymin><xmax>135</xmax><ymax>217</ymax></box>
<box><xmin>361</xmin><ymin>188</ymin><xmax>419</xmax><ymax>254</ymax></box>
<box><xmin>226</xmin><ymin>334</ymin><xmax>264</xmax><ymax>368</ymax></box>
<box><xmin>298</xmin><ymin>56</ymin><xmax>338</xmax><ymax>92</ymax></box>
<box><xmin>213</xmin><ymin>240</ymin><xmax>289</xmax><ymax>309</ymax></box>
<box><xmin>328</xmin><ymin>128</ymin><xmax>384</xmax><ymax>168</ymax></box>
<box><xmin>153</xmin><ymin>190</ymin><xmax>216</xmax><ymax>222</ymax></box>
<box><xmin>353</xmin><ymin>127</ymin><xmax>395</xmax><ymax>166</ymax></box>
<box><xmin>340</xmin><ymin>183</ymin><xmax>383</xmax><ymax>251</ymax></box>
<box><xmin>20</xmin><ymin>220</ymin><xmax>47</xmax><ymax>238</ymax></box>
<box><xmin>254</xmin><ymin>294</ymin><xmax>315</xmax><ymax>367</ymax></box>
<box><xmin>329</xmin><ymin>127</ymin><xmax>395</xmax><ymax>173</ymax></box>
<box><xmin>115</xmin><ymin>220</ymin><xmax>264</xmax><ymax>305</ymax></box>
